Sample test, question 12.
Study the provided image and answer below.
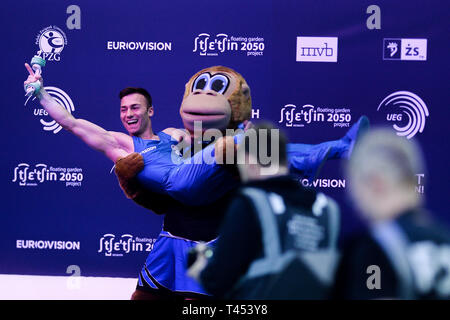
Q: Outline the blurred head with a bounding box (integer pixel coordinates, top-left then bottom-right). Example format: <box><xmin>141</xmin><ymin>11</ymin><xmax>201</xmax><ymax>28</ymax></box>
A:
<box><xmin>237</xmin><ymin>122</ymin><xmax>288</xmax><ymax>182</ymax></box>
<box><xmin>119</xmin><ymin>87</ymin><xmax>154</xmax><ymax>137</ymax></box>
<box><xmin>346</xmin><ymin>128</ymin><xmax>425</xmax><ymax>223</ymax></box>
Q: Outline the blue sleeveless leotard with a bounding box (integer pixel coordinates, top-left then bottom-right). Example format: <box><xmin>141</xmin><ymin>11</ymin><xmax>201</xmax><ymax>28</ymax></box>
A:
<box><xmin>133</xmin><ymin>132</ymin><xmax>239</xmax><ymax>206</ymax></box>
<box><xmin>131</xmin><ymin>116</ymin><xmax>368</xmax><ymax>206</ymax></box>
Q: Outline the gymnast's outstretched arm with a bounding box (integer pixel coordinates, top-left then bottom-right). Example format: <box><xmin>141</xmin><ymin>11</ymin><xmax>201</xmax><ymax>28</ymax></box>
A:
<box><xmin>24</xmin><ymin>63</ymin><xmax>132</xmax><ymax>162</ymax></box>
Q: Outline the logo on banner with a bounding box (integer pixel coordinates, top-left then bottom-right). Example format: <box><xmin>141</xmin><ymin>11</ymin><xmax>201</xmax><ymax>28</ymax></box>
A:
<box><xmin>193</xmin><ymin>33</ymin><xmax>265</xmax><ymax>57</ymax></box>
<box><xmin>106</xmin><ymin>41</ymin><xmax>172</xmax><ymax>51</ymax></box>
<box><xmin>30</xmin><ymin>86</ymin><xmax>75</xmax><ymax>134</ymax></box>
<box><xmin>377</xmin><ymin>91</ymin><xmax>429</xmax><ymax>139</ymax></box>
<box><xmin>296</xmin><ymin>37</ymin><xmax>338</xmax><ymax>62</ymax></box>
<box><xmin>35</xmin><ymin>26</ymin><xmax>68</xmax><ymax>61</ymax></box>
<box><xmin>416</xmin><ymin>173</ymin><xmax>425</xmax><ymax>194</ymax></box>
<box><xmin>383</xmin><ymin>38</ymin><xmax>427</xmax><ymax>61</ymax></box>
<box><xmin>98</xmin><ymin>234</ymin><xmax>156</xmax><ymax>257</ymax></box>
<box><xmin>16</xmin><ymin>239</ymin><xmax>80</xmax><ymax>251</ymax></box>
<box><xmin>12</xmin><ymin>163</ymin><xmax>84</xmax><ymax>187</ymax></box>
<box><xmin>300</xmin><ymin>178</ymin><xmax>346</xmax><ymax>189</ymax></box>
<box><xmin>279</xmin><ymin>104</ymin><xmax>351</xmax><ymax>128</ymax></box>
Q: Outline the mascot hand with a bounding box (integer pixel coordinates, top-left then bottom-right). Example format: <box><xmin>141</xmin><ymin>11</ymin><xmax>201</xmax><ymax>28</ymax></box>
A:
<box><xmin>115</xmin><ymin>152</ymin><xmax>170</xmax><ymax>214</ymax></box>
<box><xmin>114</xmin><ymin>152</ymin><xmax>144</xmax><ymax>199</ymax></box>
<box><xmin>115</xmin><ymin>152</ymin><xmax>144</xmax><ymax>180</ymax></box>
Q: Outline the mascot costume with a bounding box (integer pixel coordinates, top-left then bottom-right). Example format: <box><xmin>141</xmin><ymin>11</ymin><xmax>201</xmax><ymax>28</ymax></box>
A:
<box><xmin>115</xmin><ymin>66</ymin><xmax>368</xmax><ymax>206</ymax></box>
<box><xmin>114</xmin><ymin>66</ymin><xmax>369</xmax><ymax>300</ymax></box>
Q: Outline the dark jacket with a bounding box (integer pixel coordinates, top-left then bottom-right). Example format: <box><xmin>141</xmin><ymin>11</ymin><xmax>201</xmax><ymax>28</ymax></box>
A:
<box><xmin>199</xmin><ymin>175</ymin><xmax>338</xmax><ymax>299</ymax></box>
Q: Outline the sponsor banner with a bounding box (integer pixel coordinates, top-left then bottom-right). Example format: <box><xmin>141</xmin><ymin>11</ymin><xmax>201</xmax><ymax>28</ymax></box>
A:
<box><xmin>98</xmin><ymin>234</ymin><xmax>156</xmax><ymax>257</ymax></box>
<box><xmin>416</xmin><ymin>173</ymin><xmax>425</xmax><ymax>194</ymax></box>
<box><xmin>296</xmin><ymin>36</ymin><xmax>338</xmax><ymax>62</ymax></box>
<box><xmin>193</xmin><ymin>33</ymin><xmax>265</xmax><ymax>57</ymax></box>
<box><xmin>28</xmin><ymin>86</ymin><xmax>75</xmax><ymax>134</ymax></box>
<box><xmin>16</xmin><ymin>240</ymin><xmax>80</xmax><ymax>251</ymax></box>
<box><xmin>279</xmin><ymin>104</ymin><xmax>352</xmax><ymax>128</ymax></box>
<box><xmin>12</xmin><ymin>163</ymin><xmax>84</xmax><ymax>187</ymax></box>
<box><xmin>106</xmin><ymin>41</ymin><xmax>172</xmax><ymax>51</ymax></box>
<box><xmin>300</xmin><ymin>178</ymin><xmax>346</xmax><ymax>189</ymax></box>
<box><xmin>35</xmin><ymin>26</ymin><xmax>68</xmax><ymax>62</ymax></box>
<box><xmin>383</xmin><ymin>38</ymin><xmax>427</xmax><ymax>61</ymax></box>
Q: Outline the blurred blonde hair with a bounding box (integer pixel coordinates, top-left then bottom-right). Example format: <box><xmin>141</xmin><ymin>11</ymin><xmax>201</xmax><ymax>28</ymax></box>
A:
<box><xmin>347</xmin><ymin>127</ymin><xmax>425</xmax><ymax>189</ymax></box>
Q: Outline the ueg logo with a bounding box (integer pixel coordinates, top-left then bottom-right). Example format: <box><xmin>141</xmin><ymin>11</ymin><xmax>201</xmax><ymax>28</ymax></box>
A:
<box><xmin>377</xmin><ymin>91</ymin><xmax>429</xmax><ymax>139</ymax></box>
<box><xmin>383</xmin><ymin>38</ymin><xmax>427</xmax><ymax>61</ymax></box>
<box><xmin>12</xmin><ymin>163</ymin><xmax>84</xmax><ymax>187</ymax></box>
<box><xmin>279</xmin><ymin>104</ymin><xmax>352</xmax><ymax>128</ymax></box>
<box><xmin>29</xmin><ymin>86</ymin><xmax>75</xmax><ymax>134</ymax></box>
<box><xmin>35</xmin><ymin>26</ymin><xmax>68</xmax><ymax>62</ymax></box>
<box><xmin>296</xmin><ymin>37</ymin><xmax>338</xmax><ymax>62</ymax></box>
<box><xmin>193</xmin><ymin>33</ymin><xmax>265</xmax><ymax>57</ymax></box>
<box><xmin>98</xmin><ymin>234</ymin><xmax>157</xmax><ymax>257</ymax></box>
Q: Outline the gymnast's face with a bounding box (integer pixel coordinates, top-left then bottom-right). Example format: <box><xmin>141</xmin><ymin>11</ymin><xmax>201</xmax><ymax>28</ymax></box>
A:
<box><xmin>120</xmin><ymin>93</ymin><xmax>153</xmax><ymax>137</ymax></box>
<box><xmin>180</xmin><ymin>70</ymin><xmax>237</xmax><ymax>133</ymax></box>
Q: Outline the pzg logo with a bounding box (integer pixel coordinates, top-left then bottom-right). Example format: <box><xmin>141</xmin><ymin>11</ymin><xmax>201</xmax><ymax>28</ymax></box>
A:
<box><xmin>31</xmin><ymin>86</ymin><xmax>75</xmax><ymax>134</ymax></box>
<box><xmin>378</xmin><ymin>91</ymin><xmax>429</xmax><ymax>139</ymax></box>
<box><xmin>35</xmin><ymin>26</ymin><xmax>68</xmax><ymax>61</ymax></box>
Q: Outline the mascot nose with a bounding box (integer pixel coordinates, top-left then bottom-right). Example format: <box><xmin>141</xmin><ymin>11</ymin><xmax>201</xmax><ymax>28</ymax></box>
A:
<box><xmin>205</xmin><ymin>90</ymin><xmax>218</xmax><ymax>96</ymax></box>
<box><xmin>192</xmin><ymin>89</ymin><xmax>218</xmax><ymax>97</ymax></box>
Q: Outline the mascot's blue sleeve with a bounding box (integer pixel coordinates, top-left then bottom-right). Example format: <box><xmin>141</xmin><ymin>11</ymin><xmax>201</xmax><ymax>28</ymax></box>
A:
<box><xmin>287</xmin><ymin>116</ymin><xmax>370</xmax><ymax>181</ymax></box>
<box><xmin>142</xmin><ymin>116</ymin><xmax>368</xmax><ymax>206</ymax></box>
<box><xmin>166</xmin><ymin>139</ymin><xmax>240</xmax><ymax>206</ymax></box>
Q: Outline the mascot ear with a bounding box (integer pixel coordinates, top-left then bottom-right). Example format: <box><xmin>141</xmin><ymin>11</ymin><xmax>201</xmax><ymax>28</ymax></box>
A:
<box><xmin>242</xmin><ymin>84</ymin><xmax>250</xmax><ymax>99</ymax></box>
<box><xmin>227</xmin><ymin>74</ymin><xmax>252</xmax><ymax>129</ymax></box>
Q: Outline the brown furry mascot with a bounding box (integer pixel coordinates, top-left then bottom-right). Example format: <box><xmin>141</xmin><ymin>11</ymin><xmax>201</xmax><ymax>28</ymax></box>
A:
<box><xmin>115</xmin><ymin>66</ymin><xmax>249</xmax><ymax>212</ymax></box>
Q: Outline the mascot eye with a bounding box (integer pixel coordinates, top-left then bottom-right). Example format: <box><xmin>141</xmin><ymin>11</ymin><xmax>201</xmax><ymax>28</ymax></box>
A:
<box><xmin>209</xmin><ymin>74</ymin><xmax>229</xmax><ymax>94</ymax></box>
<box><xmin>192</xmin><ymin>73</ymin><xmax>210</xmax><ymax>91</ymax></box>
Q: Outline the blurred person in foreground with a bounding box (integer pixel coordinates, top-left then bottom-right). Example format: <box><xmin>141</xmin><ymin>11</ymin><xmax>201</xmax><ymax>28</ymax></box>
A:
<box><xmin>188</xmin><ymin>122</ymin><xmax>340</xmax><ymax>299</ymax></box>
<box><xmin>333</xmin><ymin>128</ymin><xmax>450</xmax><ymax>299</ymax></box>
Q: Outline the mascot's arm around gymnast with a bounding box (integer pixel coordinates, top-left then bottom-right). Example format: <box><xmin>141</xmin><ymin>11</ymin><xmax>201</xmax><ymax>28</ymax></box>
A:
<box><xmin>114</xmin><ymin>65</ymin><xmax>369</xmax><ymax>210</ymax></box>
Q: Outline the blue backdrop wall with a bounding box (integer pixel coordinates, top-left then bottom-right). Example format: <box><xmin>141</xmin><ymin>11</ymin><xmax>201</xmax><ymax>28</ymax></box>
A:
<box><xmin>1</xmin><ymin>0</ymin><xmax>449</xmax><ymax>278</ymax></box>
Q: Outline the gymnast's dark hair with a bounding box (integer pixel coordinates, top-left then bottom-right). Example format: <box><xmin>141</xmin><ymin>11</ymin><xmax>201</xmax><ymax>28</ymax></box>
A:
<box><xmin>119</xmin><ymin>87</ymin><xmax>152</xmax><ymax>109</ymax></box>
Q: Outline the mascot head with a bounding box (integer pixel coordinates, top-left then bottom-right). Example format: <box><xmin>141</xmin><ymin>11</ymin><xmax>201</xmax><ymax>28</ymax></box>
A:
<box><xmin>180</xmin><ymin>66</ymin><xmax>251</xmax><ymax>134</ymax></box>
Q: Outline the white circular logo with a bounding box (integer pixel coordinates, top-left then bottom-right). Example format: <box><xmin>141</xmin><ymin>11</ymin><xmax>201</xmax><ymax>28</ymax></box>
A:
<box><xmin>377</xmin><ymin>91</ymin><xmax>429</xmax><ymax>139</ymax></box>
<box><xmin>36</xmin><ymin>26</ymin><xmax>67</xmax><ymax>55</ymax></box>
<box><xmin>33</xmin><ymin>86</ymin><xmax>75</xmax><ymax>134</ymax></box>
